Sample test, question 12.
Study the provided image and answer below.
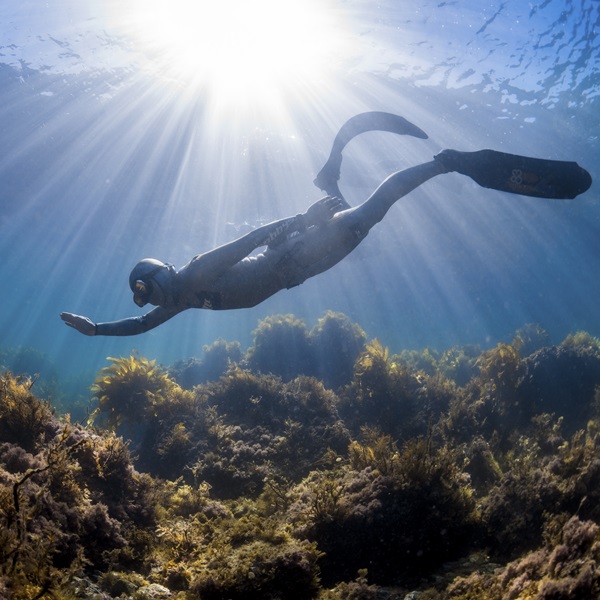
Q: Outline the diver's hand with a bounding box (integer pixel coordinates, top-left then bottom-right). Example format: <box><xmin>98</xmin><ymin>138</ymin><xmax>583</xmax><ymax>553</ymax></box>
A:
<box><xmin>304</xmin><ymin>196</ymin><xmax>345</xmax><ymax>227</ymax></box>
<box><xmin>60</xmin><ymin>312</ymin><xmax>97</xmax><ymax>336</ymax></box>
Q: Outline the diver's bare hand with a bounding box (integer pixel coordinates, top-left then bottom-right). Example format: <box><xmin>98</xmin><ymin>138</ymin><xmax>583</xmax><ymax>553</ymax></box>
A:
<box><xmin>304</xmin><ymin>196</ymin><xmax>345</xmax><ymax>227</ymax></box>
<box><xmin>60</xmin><ymin>312</ymin><xmax>97</xmax><ymax>336</ymax></box>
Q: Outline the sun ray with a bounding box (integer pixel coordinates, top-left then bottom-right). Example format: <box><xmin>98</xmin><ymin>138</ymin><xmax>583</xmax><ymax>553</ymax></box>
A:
<box><xmin>109</xmin><ymin>0</ymin><xmax>347</xmax><ymax>112</ymax></box>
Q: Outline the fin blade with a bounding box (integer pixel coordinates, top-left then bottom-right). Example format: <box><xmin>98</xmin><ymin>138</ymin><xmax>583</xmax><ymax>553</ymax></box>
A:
<box><xmin>436</xmin><ymin>149</ymin><xmax>592</xmax><ymax>199</ymax></box>
<box><xmin>315</xmin><ymin>112</ymin><xmax>428</xmax><ymax>196</ymax></box>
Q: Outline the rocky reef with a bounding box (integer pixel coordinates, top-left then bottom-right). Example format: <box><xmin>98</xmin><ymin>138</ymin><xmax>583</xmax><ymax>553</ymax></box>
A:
<box><xmin>2</xmin><ymin>313</ymin><xmax>600</xmax><ymax>599</ymax></box>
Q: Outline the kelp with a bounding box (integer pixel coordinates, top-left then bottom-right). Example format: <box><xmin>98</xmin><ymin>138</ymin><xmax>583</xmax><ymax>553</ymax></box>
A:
<box><xmin>90</xmin><ymin>353</ymin><xmax>192</xmax><ymax>429</ymax></box>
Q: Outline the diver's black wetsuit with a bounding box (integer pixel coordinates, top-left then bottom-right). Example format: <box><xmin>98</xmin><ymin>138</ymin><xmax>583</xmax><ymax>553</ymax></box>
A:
<box><xmin>82</xmin><ymin>160</ymin><xmax>446</xmax><ymax>336</ymax></box>
<box><xmin>60</xmin><ymin>112</ymin><xmax>591</xmax><ymax>337</ymax></box>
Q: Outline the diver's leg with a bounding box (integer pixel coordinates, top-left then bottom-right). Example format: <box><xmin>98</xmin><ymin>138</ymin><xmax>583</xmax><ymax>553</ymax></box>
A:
<box><xmin>342</xmin><ymin>160</ymin><xmax>448</xmax><ymax>236</ymax></box>
<box><xmin>272</xmin><ymin>159</ymin><xmax>448</xmax><ymax>283</ymax></box>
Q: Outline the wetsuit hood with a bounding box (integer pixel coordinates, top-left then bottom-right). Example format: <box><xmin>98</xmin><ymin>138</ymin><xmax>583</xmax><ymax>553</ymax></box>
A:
<box><xmin>129</xmin><ymin>258</ymin><xmax>176</xmax><ymax>307</ymax></box>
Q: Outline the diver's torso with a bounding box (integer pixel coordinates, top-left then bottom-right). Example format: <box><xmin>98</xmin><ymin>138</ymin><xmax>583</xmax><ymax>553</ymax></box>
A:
<box><xmin>178</xmin><ymin>217</ymin><xmax>365</xmax><ymax>310</ymax></box>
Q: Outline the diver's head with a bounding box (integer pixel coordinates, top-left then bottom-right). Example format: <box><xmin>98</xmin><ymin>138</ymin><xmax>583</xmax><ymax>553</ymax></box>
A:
<box><xmin>129</xmin><ymin>258</ymin><xmax>175</xmax><ymax>307</ymax></box>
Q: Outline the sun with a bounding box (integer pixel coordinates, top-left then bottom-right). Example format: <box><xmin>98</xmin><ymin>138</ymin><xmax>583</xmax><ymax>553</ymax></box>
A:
<box><xmin>116</xmin><ymin>0</ymin><xmax>345</xmax><ymax>107</ymax></box>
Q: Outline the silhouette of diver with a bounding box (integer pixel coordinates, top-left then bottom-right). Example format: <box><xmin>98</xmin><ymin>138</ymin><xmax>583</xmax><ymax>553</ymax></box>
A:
<box><xmin>61</xmin><ymin>112</ymin><xmax>592</xmax><ymax>337</ymax></box>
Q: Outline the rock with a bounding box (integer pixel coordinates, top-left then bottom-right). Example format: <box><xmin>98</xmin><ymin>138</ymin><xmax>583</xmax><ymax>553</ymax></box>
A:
<box><xmin>136</xmin><ymin>583</ymin><xmax>172</xmax><ymax>599</ymax></box>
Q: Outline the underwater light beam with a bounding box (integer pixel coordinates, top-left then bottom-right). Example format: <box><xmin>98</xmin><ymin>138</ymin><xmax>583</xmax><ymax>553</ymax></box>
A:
<box><xmin>109</xmin><ymin>0</ymin><xmax>347</xmax><ymax>113</ymax></box>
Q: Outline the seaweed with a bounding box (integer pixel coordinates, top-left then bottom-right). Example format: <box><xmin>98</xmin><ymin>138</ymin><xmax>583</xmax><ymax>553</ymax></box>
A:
<box><xmin>169</xmin><ymin>338</ymin><xmax>243</xmax><ymax>389</ymax></box>
<box><xmin>437</xmin><ymin>345</ymin><xmax>480</xmax><ymax>386</ymax></box>
<box><xmin>189</xmin><ymin>536</ymin><xmax>321</xmax><ymax>600</ymax></box>
<box><xmin>309</xmin><ymin>311</ymin><xmax>367</xmax><ymax>389</ymax></box>
<box><xmin>446</xmin><ymin>516</ymin><xmax>600</xmax><ymax>599</ymax></box>
<box><xmin>0</xmin><ymin>373</ymin><xmax>56</xmax><ymax>453</ymax></box>
<box><xmin>90</xmin><ymin>353</ymin><xmax>192</xmax><ymax>429</ymax></box>
<box><xmin>397</xmin><ymin>345</ymin><xmax>480</xmax><ymax>386</ymax></box>
<box><xmin>339</xmin><ymin>340</ymin><xmax>454</xmax><ymax>439</ymax></box>
<box><xmin>4</xmin><ymin>314</ymin><xmax>600</xmax><ymax>598</ymax></box>
<box><xmin>191</xmin><ymin>370</ymin><xmax>350</xmax><ymax>498</ymax></box>
<box><xmin>318</xmin><ymin>570</ymin><xmax>382</xmax><ymax>600</ymax></box>
<box><xmin>287</xmin><ymin>432</ymin><xmax>477</xmax><ymax>586</ymax></box>
<box><xmin>518</xmin><ymin>338</ymin><xmax>600</xmax><ymax>435</ymax></box>
<box><xmin>0</xmin><ymin>383</ymin><xmax>105</xmax><ymax>594</ymax></box>
<box><xmin>441</xmin><ymin>339</ymin><xmax>531</xmax><ymax>451</ymax></box>
<box><xmin>512</xmin><ymin>323</ymin><xmax>551</xmax><ymax>358</ymax></box>
<box><xmin>245</xmin><ymin>314</ymin><xmax>315</xmax><ymax>381</ymax></box>
<box><xmin>151</xmin><ymin>484</ymin><xmax>321</xmax><ymax>599</ymax></box>
<box><xmin>243</xmin><ymin>311</ymin><xmax>366</xmax><ymax>389</ymax></box>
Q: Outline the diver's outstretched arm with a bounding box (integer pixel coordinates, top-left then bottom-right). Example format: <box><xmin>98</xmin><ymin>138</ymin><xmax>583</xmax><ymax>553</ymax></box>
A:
<box><xmin>61</xmin><ymin>306</ymin><xmax>182</xmax><ymax>336</ymax></box>
<box><xmin>61</xmin><ymin>312</ymin><xmax>97</xmax><ymax>336</ymax></box>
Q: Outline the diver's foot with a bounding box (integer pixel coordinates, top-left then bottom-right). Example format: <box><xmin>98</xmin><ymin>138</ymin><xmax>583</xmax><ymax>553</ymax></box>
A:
<box><xmin>433</xmin><ymin>149</ymin><xmax>469</xmax><ymax>173</ymax></box>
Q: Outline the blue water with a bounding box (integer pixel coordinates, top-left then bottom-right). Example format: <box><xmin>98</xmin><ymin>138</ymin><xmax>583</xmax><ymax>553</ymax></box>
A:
<box><xmin>1</xmin><ymin>0</ymin><xmax>598</xmax><ymax>401</ymax></box>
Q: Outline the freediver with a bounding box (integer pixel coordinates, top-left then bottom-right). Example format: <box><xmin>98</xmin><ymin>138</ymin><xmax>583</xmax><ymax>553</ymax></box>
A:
<box><xmin>61</xmin><ymin>112</ymin><xmax>591</xmax><ymax>337</ymax></box>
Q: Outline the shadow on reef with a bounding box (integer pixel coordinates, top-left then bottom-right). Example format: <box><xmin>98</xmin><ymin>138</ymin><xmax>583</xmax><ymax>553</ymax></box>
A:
<box><xmin>2</xmin><ymin>314</ymin><xmax>600</xmax><ymax>599</ymax></box>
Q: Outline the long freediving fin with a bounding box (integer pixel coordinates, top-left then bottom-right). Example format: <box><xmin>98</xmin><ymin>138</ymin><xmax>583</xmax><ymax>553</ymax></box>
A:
<box><xmin>434</xmin><ymin>149</ymin><xmax>592</xmax><ymax>199</ymax></box>
<box><xmin>314</xmin><ymin>111</ymin><xmax>429</xmax><ymax>198</ymax></box>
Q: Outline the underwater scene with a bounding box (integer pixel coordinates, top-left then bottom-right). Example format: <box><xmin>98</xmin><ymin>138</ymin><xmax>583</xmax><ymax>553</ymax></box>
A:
<box><xmin>1</xmin><ymin>0</ymin><xmax>600</xmax><ymax>598</ymax></box>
